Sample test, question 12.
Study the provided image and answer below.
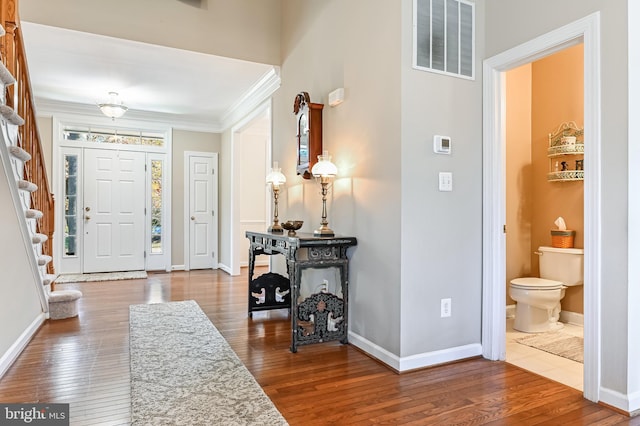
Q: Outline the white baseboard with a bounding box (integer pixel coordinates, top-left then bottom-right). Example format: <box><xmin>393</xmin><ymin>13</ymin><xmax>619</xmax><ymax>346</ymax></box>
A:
<box><xmin>507</xmin><ymin>305</ymin><xmax>584</xmax><ymax>327</ymax></box>
<box><xmin>171</xmin><ymin>264</ymin><xmax>185</xmax><ymax>271</ymax></box>
<box><xmin>600</xmin><ymin>386</ymin><xmax>640</xmax><ymax>415</ymax></box>
<box><xmin>218</xmin><ymin>263</ymin><xmax>232</xmax><ymax>275</ymax></box>
<box><xmin>559</xmin><ymin>310</ymin><xmax>584</xmax><ymax>326</ymax></box>
<box><xmin>0</xmin><ymin>313</ymin><xmax>46</xmax><ymax>379</ymax></box>
<box><xmin>348</xmin><ymin>331</ymin><xmax>482</xmax><ymax>372</ymax></box>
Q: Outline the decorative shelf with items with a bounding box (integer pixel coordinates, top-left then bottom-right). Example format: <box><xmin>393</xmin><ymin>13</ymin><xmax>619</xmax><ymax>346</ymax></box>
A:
<box><xmin>547</xmin><ymin>121</ymin><xmax>584</xmax><ymax>182</ymax></box>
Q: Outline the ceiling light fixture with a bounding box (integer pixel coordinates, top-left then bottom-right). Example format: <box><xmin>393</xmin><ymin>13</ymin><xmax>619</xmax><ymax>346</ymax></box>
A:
<box><xmin>98</xmin><ymin>91</ymin><xmax>128</xmax><ymax>120</ymax></box>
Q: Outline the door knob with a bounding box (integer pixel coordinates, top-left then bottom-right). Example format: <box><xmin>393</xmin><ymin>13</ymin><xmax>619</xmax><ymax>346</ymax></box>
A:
<box><xmin>85</xmin><ymin>215</ymin><xmax>91</xmax><ymax>220</ymax></box>
<box><xmin>85</xmin><ymin>206</ymin><xmax>91</xmax><ymax>212</ymax></box>
<box><xmin>191</xmin><ymin>216</ymin><xmax>196</xmax><ymax>221</ymax></box>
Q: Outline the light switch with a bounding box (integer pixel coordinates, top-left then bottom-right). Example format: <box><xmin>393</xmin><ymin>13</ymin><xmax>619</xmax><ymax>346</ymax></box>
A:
<box><xmin>439</xmin><ymin>172</ymin><xmax>453</xmax><ymax>191</ymax></box>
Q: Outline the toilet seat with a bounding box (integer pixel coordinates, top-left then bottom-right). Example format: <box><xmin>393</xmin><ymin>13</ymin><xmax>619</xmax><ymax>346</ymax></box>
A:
<box><xmin>510</xmin><ymin>277</ymin><xmax>563</xmax><ymax>290</ymax></box>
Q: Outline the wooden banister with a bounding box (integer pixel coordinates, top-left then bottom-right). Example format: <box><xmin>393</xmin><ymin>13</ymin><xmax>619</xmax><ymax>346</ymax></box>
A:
<box><xmin>1</xmin><ymin>0</ymin><xmax>55</xmax><ymax>274</ymax></box>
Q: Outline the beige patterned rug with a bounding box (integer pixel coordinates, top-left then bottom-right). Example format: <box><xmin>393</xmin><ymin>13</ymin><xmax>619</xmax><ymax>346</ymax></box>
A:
<box><xmin>516</xmin><ymin>331</ymin><xmax>583</xmax><ymax>363</ymax></box>
<box><xmin>56</xmin><ymin>270</ymin><xmax>148</xmax><ymax>283</ymax></box>
<box><xmin>129</xmin><ymin>300</ymin><xmax>288</xmax><ymax>425</ymax></box>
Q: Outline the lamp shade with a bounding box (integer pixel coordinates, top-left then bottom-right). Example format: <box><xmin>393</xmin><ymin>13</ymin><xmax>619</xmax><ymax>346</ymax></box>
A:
<box><xmin>99</xmin><ymin>92</ymin><xmax>128</xmax><ymax>119</ymax></box>
<box><xmin>311</xmin><ymin>151</ymin><xmax>337</xmax><ymax>177</ymax></box>
<box><xmin>266</xmin><ymin>162</ymin><xmax>286</xmax><ymax>186</ymax></box>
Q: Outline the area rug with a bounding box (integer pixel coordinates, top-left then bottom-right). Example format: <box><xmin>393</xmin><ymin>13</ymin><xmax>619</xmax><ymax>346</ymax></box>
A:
<box><xmin>129</xmin><ymin>300</ymin><xmax>288</xmax><ymax>425</ymax></box>
<box><xmin>516</xmin><ymin>331</ymin><xmax>583</xmax><ymax>363</ymax></box>
<box><xmin>56</xmin><ymin>270</ymin><xmax>148</xmax><ymax>283</ymax></box>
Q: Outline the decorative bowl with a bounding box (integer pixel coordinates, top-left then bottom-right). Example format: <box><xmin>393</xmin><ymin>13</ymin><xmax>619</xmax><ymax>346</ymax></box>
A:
<box><xmin>282</xmin><ymin>220</ymin><xmax>303</xmax><ymax>236</ymax></box>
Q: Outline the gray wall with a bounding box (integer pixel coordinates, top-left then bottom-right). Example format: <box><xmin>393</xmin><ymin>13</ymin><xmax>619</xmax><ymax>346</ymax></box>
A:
<box><xmin>277</xmin><ymin>0</ymin><xmax>403</xmax><ymax>355</ymax></box>
<box><xmin>20</xmin><ymin>0</ymin><xmax>282</xmax><ymax>66</ymax></box>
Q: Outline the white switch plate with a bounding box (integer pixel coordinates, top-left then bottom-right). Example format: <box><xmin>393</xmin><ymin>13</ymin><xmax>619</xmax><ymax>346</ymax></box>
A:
<box><xmin>441</xmin><ymin>298</ymin><xmax>452</xmax><ymax>318</ymax></box>
<box><xmin>439</xmin><ymin>172</ymin><xmax>453</xmax><ymax>191</ymax></box>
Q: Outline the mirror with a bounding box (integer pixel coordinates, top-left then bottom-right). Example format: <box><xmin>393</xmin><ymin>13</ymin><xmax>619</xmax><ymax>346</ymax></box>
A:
<box><xmin>294</xmin><ymin>92</ymin><xmax>323</xmax><ymax>179</ymax></box>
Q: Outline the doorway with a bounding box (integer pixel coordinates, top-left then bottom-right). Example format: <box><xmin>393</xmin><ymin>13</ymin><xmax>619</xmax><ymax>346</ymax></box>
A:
<box><xmin>482</xmin><ymin>13</ymin><xmax>601</xmax><ymax>402</ymax></box>
<box><xmin>184</xmin><ymin>151</ymin><xmax>218</xmax><ymax>271</ymax></box>
<box><xmin>229</xmin><ymin>102</ymin><xmax>272</xmax><ymax>276</ymax></box>
<box><xmin>54</xmin><ymin>120</ymin><xmax>172</xmax><ymax>274</ymax></box>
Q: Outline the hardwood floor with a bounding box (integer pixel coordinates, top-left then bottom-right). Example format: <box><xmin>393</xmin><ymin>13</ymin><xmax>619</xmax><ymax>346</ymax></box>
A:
<box><xmin>0</xmin><ymin>269</ymin><xmax>637</xmax><ymax>425</ymax></box>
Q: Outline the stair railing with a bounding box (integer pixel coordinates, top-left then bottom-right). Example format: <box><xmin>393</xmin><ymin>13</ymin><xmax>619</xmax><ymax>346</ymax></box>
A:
<box><xmin>1</xmin><ymin>1</ymin><xmax>55</xmax><ymax>274</ymax></box>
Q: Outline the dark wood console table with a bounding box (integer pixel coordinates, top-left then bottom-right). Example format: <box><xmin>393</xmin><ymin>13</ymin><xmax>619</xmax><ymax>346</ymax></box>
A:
<box><xmin>246</xmin><ymin>231</ymin><xmax>357</xmax><ymax>352</ymax></box>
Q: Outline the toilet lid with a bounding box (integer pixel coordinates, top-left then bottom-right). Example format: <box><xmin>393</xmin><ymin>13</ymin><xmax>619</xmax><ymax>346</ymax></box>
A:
<box><xmin>511</xmin><ymin>277</ymin><xmax>563</xmax><ymax>290</ymax></box>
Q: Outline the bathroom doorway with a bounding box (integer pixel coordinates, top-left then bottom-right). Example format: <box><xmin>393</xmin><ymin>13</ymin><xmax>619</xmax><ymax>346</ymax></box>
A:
<box><xmin>504</xmin><ymin>44</ymin><xmax>584</xmax><ymax>391</ymax></box>
<box><xmin>481</xmin><ymin>13</ymin><xmax>602</xmax><ymax>403</ymax></box>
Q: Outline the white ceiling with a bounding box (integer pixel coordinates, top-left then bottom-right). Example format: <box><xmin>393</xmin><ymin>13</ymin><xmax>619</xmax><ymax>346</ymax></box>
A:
<box><xmin>20</xmin><ymin>22</ymin><xmax>279</xmax><ymax>131</ymax></box>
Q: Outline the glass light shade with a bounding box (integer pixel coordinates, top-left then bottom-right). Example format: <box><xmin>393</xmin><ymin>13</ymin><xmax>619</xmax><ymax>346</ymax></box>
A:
<box><xmin>311</xmin><ymin>151</ymin><xmax>337</xmax><ymax>177</ymax></box>
<box><xmin>99</xmin><ymin>92</ymin><xmax>128</xmax><ymax>119</ymax></box>
<box><xmin>266</xmin><ymin>162</ymin><xmax>286</xmax><ymax>186</ymax></box>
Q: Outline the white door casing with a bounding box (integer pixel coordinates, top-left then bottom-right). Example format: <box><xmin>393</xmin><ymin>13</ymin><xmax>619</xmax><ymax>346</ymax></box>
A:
<box><xmin>482</xmin><ymin>13</ymin><xmax>601</xmax><ymax>402</ymax></box>
<box><xmin>185</xmin><ymin>152</ymin><xmax>218</xmax><ymax>270</ymax></box>
<box><xmin>83</xmin><ymin>148</ymin><xmax>146</xmax><ymax>273</ymax></box>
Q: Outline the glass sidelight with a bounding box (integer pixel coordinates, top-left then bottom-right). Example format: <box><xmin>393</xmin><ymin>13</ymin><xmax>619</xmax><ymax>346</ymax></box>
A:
<box><xmin>63</xmin><ymin>154</ymin><xmax>79</xmax><ymax>257</ymax></box>
<box><xmin>150</xmin><ymin>159</ymin><xmax>163</xmax><ymax>254</ymax></box>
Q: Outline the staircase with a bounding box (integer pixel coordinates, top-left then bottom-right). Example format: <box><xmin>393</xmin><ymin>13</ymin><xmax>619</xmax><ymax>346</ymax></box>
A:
<box><xmin>0</xmin><ymin>8</ymin><xmax>81</xmax><ymax>319</ymax></box>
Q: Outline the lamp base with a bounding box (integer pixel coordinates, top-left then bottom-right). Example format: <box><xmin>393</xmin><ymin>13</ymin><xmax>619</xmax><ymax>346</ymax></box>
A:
<box><xmin>313</xmin><ymin>226</ymin><xmax>334</xmax><ymax>237</ymax></box>
<box><xmin>268</xmin><ymin>224</ymin><xmax>284</xmax><ymax>233</ymax></box>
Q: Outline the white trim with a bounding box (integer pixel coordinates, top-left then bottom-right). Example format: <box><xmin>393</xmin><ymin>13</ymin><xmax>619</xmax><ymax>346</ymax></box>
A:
<box><xmin>559</xmin><ymin>310</ymin><xmax>584</xmax><ymax>327</ymax></box>
<box><xmin>628</xmin><ymin>0</ymin><xmax>640</xmax><ymax>414</ymax></box>
<box><xmin>171</xmin><ymin>264</ymin><xmax>185</xmax><ymax>271</ymax></box>
<box><xmin>0</xmin><ymin>313</ymin><xmax>45</xmax><ymax>378</ymax></box>
<box><xmin>34</xmin><ymin>67</ymin><xmax>280</xmax><ymax>134</ymax></box>
<box><xmin>229</xmin><ymin>101</ymin><xmax>272</xmax><ymax>276</ymax></box>
<box><xmin>218</xmin><ymin>263</ymin><xmax>232</xmax><ymax>275</ymax></box>
<box><xmin>482</xmin><ymin>13</ymin><xmax>601</xmax><ymax>403</ymax></box>
<box><xmin>349</xmin><ymin>331</ymin><xmax>482</xmax><ymax>372</ymax></box>
<box><xmin>599</xmin><ymin>387</ymin><xmax>640</xmax><ymax>415</ymax></box>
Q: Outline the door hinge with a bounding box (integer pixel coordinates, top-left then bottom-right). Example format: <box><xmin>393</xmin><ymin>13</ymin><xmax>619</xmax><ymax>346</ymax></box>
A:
<box><xmin>144</xmin><ymin>207</ymin><xmax>147</xmax><ymax>215</ymax></box>
<box><xmin>503</xmin><ymin>224</ymin><xmax>506</xmax><ymax>233</ymax></box>
<box><xmin>144</xmin><ymin>251</ymin><xmax>147</xmax><ymax>258</ymax></box>
<box><xmin>211</xmin><ymin>169</ymin><xmax>215</xmax><ymax>175</ymax></box>
<box><xmin>212</xmin><ymin>210</ymin><xmax>215</xmax><ymax>216</ymax></box>
<box><xmin>212</xmin><ymin>251</ymin><xmax>215</xmax><ymax>258</ymax></box>
<box><xmin>145</xmin><ymin>164</ymin><xmax>147</xmax><ymax>171</ymax></box>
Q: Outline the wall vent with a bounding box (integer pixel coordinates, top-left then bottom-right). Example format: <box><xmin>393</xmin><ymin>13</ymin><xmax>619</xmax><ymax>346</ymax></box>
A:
<box><xmin>413</xmin><ymin>0</ymin><xmax>475</xmax><ymax>80</ymax></box>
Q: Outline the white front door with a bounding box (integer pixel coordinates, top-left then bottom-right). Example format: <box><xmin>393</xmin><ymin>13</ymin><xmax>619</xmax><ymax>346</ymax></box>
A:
<box><xmin>187</xmin><ymin>153</ymin><xmax>217</xmax><ymax>270</ymax></box>
<box><xmin>83</xmin><ymin>149</ymin><xmax>146</xmax><ymax>273</ymax></box>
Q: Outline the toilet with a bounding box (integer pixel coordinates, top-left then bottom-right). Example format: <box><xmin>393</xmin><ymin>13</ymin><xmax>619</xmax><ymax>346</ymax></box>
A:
<box><xmin>509</xmin><ymin>246</ymin><xmax>584</xmax><ymax>333</ymax></box>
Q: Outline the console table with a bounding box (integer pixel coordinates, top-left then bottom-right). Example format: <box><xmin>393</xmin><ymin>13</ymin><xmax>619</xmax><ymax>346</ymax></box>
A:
<box><xmin>246</xmin><ymin>231</ymin><xmax>357</xmax><ymax>352</ymax></box>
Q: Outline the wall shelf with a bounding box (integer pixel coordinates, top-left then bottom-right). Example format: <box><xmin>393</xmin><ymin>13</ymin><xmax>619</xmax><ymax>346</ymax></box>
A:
<box><xmin>547</xmin><ymin>121</ymin><xmax>584</xmax><ymax>182</ymax></box>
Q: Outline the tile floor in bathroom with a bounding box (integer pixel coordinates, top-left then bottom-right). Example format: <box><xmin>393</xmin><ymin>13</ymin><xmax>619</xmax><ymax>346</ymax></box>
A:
<box><xmin>506</xmin><ymin>318</ymin><xmax>584</xmax><ymax>391</ymax></box>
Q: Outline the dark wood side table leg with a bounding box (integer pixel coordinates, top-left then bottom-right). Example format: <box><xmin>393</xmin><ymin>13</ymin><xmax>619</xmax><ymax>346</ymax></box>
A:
<box><xmin>248</xmin><ymin>245</ymin><xmax>256</xmax><ymax>318</ymax></box>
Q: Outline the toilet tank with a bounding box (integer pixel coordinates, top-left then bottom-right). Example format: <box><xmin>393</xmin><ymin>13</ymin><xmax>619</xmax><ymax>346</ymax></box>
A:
<box><xmin>538</xmin><ymin>246</ymin><xmax>584</xmax><ymax>286</ymax></box>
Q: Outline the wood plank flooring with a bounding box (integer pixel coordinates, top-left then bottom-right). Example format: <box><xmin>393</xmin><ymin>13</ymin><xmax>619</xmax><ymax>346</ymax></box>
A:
<box><xmin>0</xmin><ymin>269</ymin><xmax>637</xmax><ymax>425</ymax></box>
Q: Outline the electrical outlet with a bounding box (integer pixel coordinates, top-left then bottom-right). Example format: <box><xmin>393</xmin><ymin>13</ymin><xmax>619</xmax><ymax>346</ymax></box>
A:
<box><xmin>441</xmin><ymin>298</ymin><xmax>452</xmax><ymax>318</ymax></box>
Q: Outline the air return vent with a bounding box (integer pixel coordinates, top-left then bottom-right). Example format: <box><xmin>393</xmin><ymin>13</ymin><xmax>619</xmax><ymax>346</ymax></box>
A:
<box><xmin>413</xmin><ymin>0</ymin><xmax>475</xmax><ymax>79</ymax></box>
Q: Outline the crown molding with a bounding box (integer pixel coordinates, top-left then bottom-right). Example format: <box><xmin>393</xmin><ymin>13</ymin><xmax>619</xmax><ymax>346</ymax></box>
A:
<box><xmin>33</xmin><ymin>66</ymin><xmax>281</xmax><ymax>134</ymax></box>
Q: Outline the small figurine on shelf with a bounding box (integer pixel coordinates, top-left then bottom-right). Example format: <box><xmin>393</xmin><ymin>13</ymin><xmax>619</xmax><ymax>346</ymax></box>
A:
<box><xmin>575</xmin><ymin>159</ymin><xmax>584</xmax><ymax>170</ymax></box>
<box><xmin>561</xmin><ymin>161</ymin><xmax>568</xmax><ymax>171</ymax></box>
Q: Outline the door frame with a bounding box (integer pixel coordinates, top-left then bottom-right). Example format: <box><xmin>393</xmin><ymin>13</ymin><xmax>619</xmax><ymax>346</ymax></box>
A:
<box><xmin>481</xmin><ymin>13</ymin><xmax>601</xmax><ymax>402</ymax></box>
<box><xmin>183</xmin><ymin>151</ymin><xmax>218</xmax><ymax>271</ymax></box>
<box><xmin>229</xmin><ymin>101</ymin><xmax>272</xmax><ymax>276</ymax></box>
<box><xmin>52</xmin><ymin>114</ymin><xmax>172</xmax><ymax>273</ymax></box>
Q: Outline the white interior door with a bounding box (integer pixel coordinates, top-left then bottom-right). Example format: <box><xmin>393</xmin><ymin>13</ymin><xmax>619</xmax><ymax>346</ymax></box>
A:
<box><xmin>83</xmin><ymin>149</ymin><xmax>145</xmax><ymax>273</ymax></box>
<box><xmin>187</xmin><ymin>153</ymin><xmax>217</xmax><ymax>270</ymax></box>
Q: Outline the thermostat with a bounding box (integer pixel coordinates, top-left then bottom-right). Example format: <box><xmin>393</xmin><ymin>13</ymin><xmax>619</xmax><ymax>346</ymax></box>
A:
<box><xmin>433</xmin><ymin>135</ymin><xmax>451</xmax><ymax>154</ymax></box>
